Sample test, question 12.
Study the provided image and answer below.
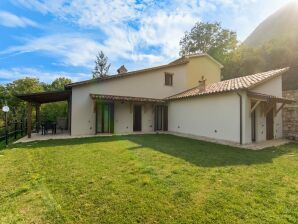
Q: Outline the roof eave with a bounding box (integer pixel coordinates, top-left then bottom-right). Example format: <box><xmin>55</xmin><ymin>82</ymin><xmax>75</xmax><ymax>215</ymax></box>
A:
<box><xmin>247</xmin><ymin>67</ymin><xmax>290</xmax><ymax>90</ymax></box>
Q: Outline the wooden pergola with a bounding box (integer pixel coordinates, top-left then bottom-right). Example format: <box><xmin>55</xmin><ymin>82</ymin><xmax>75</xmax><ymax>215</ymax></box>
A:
<box><xmin>17</xmin><ymin>90</ymin><xmax>72</xmax><ymax>138</ymax></box>
<box><xmin>247</xmin><ymin>91</ymin><xmax>296</xmax><ymax>116</ymax></box>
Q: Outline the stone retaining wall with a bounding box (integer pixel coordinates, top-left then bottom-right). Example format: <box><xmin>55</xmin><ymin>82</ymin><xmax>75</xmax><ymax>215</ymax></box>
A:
<box><xmin>283</xmin><ymin>90</ymin><xmax>298</xmax><ymax>140</ymax></box>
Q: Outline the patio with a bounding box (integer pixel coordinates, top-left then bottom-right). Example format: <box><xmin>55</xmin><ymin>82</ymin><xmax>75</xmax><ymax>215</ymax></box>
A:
<box><xmin>14</xmin><ymin>131</ymin><xmax>291</xmax><ymax>150</ymax></box>
<box><xmin>16</xmin><ymin>90</ymin><xmax>72</xmax><ymax>138</ymax></box>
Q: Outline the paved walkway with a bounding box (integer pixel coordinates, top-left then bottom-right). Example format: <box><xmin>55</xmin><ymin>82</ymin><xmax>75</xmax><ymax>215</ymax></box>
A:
<box><xmin>168</xmin><ymin>132</ymin><xmax>291</xmax><ymax>150</ymax></box>
<box><xmin>15</xmin><ymin>132</ymin><xmax>291</xmax><ymax>150</ymax></box>
<box><xmin>15</xmin><ymin>132</ymin><xmax>156</xmax><ymax>143</ymax></box>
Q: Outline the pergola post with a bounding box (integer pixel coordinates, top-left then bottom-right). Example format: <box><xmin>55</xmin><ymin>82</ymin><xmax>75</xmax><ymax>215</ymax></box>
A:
<box><xmin>27</xmin><ymin>102</ymin><xmax>32</xmax><ymax>138</ymax></box>
<box><xmin>35</xmin><ymin>104</ymin><xmax>41</xmax><ymax>133</ymax></box>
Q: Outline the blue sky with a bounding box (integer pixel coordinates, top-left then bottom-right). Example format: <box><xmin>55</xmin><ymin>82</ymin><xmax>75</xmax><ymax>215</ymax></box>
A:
<box><xmin>0</xmin><ymin>0</ymin><xmax>293</xmax><ymax>84</ymax></box>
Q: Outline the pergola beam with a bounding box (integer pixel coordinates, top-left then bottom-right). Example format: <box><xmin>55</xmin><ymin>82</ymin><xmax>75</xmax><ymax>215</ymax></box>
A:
<box><xmin>265</xmin><ymin>103</ymin><xmax>275</xmax><ymax>115</ymax></box>
<box><xmin>251</xmin><ymin>100</ymin><xmax>261</xmax><ymax>113</ymax></box>
<box><xmin>275</xmin><ymin>102</ymin><xmax>286</xmax><ymax>115</ymax></box>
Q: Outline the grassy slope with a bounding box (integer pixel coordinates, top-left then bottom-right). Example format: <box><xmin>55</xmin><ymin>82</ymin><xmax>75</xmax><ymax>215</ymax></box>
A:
<box><xmin>0</xmin><ymin>134</ymin><xmax>297</xmax><ymax>224</ymax></box>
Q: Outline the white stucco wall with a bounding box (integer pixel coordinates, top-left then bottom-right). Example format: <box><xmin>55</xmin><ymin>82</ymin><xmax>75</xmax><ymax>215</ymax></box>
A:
<box><xmin>114</xmin><ymin>102</ymin><xmax>154</xmax><ymax>133</ymax></box>
<box><xmin>114</xmin><ymin>102</ymin><xmax>132</xmax><ymax>133</ymax></box>
<box><xmin>242</xmin><ymin>75</ymin><xmax>283</xmax><ymax>143</ymax></box>
<box><xmin>71</xmin><ymin>65</ymin><xmax>187</xmax><ymax>136</ymax></box>
<box><xmin>168</xmin><ymin>93</ymin><xmax>241</xmax><ymax>143</ymax></box>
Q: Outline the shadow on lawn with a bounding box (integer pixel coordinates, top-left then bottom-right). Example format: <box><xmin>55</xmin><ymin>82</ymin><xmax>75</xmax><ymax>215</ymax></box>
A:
<box><xmin>125</xmin><ymin>134</ymin><xmax>293</xmax><ymax>168</ymax></box>
<box><xmin>9</xmin><ymin>134</ymin><xmax>294</xmax><ymax>168</ymax></box>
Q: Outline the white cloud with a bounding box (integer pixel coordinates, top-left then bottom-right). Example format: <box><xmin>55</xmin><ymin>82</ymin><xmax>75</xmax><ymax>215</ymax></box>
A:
<box><xmin>1</xmin><ymin>34</ymin><xmax>102</xmax><ymax>67</ymax></box>
<box><xmin>12</xmin><ymin>0</ymin><xmax>203</xmax><ymax>67</ymax></box>
<box><xmin>0</xmin><ymin>67</ymin><xmax>89</xmax><ymax>83</ymax></box>
<box><xmin>8</xmin><ymin>0</ymin><xmax>292</xmax><ymax>73</ymax></box>
<box><xmin>138</xmin><ymin>10</ymin><xmax>198</xmax><ymax>57</ymax></box>
<box><xmin>0</xmin><ymin>11</ymin><xmax>38</xmax><ymax>28</ymax></box>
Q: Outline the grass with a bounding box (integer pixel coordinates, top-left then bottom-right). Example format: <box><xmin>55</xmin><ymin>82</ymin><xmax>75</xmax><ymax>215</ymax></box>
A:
<box><xmin>0</xmin><ymin>134</ymin><xmax>297</xmax><ymax>224</ymax></box>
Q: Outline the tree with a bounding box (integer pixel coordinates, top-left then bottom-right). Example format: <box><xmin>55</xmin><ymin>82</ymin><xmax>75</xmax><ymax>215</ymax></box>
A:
<box><xmin>50</xmin><ymin>77</ymin><xmax>72</xmax><ymax>90</ymax></box>
<box><xmin>4</xmin><ymin>77</ymin><xmax>44</xmax><ymax>120</ymax></box>
<box><xmin>179</xmin><ymin>22</ymin><xmax>238</xmax><ymax>62</ymax></box>
<box><xmin>92</xmin><ymin>51</ymin><xmax>111</xmax><ymax>79</ymax></box>
<box><xmin>41</xmin><ymin>77</ymin><xmax>72</xmax><ymax>122</ymax></box>
<box><xmin>0</xmin><ymin>84</ymin><xmax>7</xmax><ymax>126</ymax></box>
<box><xmin>222</xmin><ymin>34</ymin><xmax>297</xmax><ymax>90</ymax></box>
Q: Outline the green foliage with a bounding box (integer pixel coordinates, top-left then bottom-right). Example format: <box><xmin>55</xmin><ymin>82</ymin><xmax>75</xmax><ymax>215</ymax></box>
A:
<box><xmin>40</xmin><ymin>77</ymin><xmax>71</xmax><ymax>122</ymax></box>
<box><xmin>1</xmin><ymin>77</ymin><xmax>44</xmax><ymax>122</ymax></box>
<box><xmin>222</xmin><ymin>34</ymin><xmax>298</xmax><ymax>90</ymax></box>
<box><xmin>179</xmin><ymin>19</ymin><xmax>298</xmax><ymax>90</ymax></box>
<box><xmin>0</xmin><ymin>77</ymin><xmax>72</xmax><ymax>123</ymax></box>
<box><xmin>92</xmin><ymin>51</ymin><xmax>111</xmax><ymax>79</ymax></box>
<box><xmin>41</xmin><ymin>102</ymin><xmax>68</xmax><ymax>123</ymax></box>
<box><xmin>179</xmin><ymin>22</ymin><xmax>238</xmax><ymax>62</ymax></box>
<box><xmin>1</xmin><ymin>134</ymin><xmax>297</xmax><ymax>222</ymax></box>
<box><xmin>49</xmin><ymin>77</ymin><xmax>72</xmax><ymax>90</ymax></box>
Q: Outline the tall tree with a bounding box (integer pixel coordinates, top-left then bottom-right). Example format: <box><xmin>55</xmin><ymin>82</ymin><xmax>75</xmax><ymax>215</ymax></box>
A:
<box><xmin>50</xmin><ymin>77</ymin><xmax>72</xmax><ymax>90</ymax></box>
<box><xmin>4</xmin><ymin>77</ymin><xmax>44</xmax><ymax>120</ymax></box>
<box><xmin>179</xmin><ymin>22</ymin><xmax>238</xmax><ymax>62</ymax></box>
<box><xmin>92</xmin><ymin>51</ymin><xmax>111</xmax><ymax>79</ymax></box>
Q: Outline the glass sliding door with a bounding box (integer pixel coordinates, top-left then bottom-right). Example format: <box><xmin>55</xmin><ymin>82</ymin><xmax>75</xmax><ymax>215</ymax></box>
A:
<box><xmin>96</xmin><ymin>102</ymin><xmax>114</xmax><ymax>133</ymax></box>
<box><xmin>103</xmin><ymin>104</ymin><xmax>110</xmax><ymax>133</ymax></box>
<box><xmin>96</xmin><ymin>103</ymin><xmax>103</xmax><ymax>132</ymax></box>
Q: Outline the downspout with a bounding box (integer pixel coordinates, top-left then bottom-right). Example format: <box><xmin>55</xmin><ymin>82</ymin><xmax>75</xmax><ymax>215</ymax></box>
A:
<box><xmin>236</xmin><ymin>92</ymin><xmax>243</xmax><ymax>145</ymax></box>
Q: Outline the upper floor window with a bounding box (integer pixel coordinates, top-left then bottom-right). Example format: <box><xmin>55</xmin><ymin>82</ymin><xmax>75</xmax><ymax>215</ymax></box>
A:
<box><xmin>165</xmin><ymin>72</ymin><xmax>173</xmax><ymax>86</ymax></box>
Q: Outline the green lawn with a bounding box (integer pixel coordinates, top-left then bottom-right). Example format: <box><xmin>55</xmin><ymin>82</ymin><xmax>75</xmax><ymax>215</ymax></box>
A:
<box><xmin>0</xmin><ymin>134</ymin><xmax>297</xmax><ymax>224</ymax></box>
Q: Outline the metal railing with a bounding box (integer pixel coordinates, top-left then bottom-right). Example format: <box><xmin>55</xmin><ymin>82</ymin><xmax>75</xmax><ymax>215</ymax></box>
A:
<box><xmin>0</xmin><ymin>120</ymin><xmax>27</xmax><ymax>146</ymax></box>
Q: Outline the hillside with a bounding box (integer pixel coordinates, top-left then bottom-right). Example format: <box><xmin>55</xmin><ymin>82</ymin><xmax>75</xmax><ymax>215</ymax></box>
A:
<box><xmin>244</xmin><ymin>1</ymin><xmax>298</xmax><ymax>47</ymax></box>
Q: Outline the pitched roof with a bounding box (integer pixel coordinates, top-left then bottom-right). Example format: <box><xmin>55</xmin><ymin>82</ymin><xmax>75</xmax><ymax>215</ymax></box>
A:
<box><xmin>166</xmin><ymin>67</ymin><xmax>289</xmax><ymax>100</ymax></box>
<box><xmin>66</xmin><ymin>53</ymin><xmax>223</xmax><ymax>88</ymax></box>
<box><xmin>90</xmin><ymin>94</ymin><xmax>165</xmax><ymax>103</ymax></box>
<box><xmin>66</xmin><ymin>59</ymin><xmax>189</xmax><ymax>88</ymax></box>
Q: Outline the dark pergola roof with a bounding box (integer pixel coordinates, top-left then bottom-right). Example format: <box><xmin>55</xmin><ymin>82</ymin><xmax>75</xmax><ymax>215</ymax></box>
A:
<box><xmin>16</xmin><ymin>90</ymin><xmax>71</xmax><ymax>104</ymax></box>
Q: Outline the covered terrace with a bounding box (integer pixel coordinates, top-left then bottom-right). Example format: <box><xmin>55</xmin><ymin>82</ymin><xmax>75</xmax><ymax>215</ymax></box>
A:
<box><xmin>17</xmin><ymin>90</ymin><xmax>72</xmax><ymax>138</ymax></box>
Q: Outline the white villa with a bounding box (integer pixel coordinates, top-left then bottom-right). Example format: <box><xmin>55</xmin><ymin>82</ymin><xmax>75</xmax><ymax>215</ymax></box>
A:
<box><xmin>18</xmin><ymin>54</ymin><xmax>295</xmax><ymax>145</ymax></box>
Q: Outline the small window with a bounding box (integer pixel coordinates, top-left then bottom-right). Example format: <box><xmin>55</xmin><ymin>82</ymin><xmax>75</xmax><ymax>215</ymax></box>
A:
<box><xmin>165</xmin><ymin>73</ymin><xmax>173</xmax><ymax>86</ymax></box>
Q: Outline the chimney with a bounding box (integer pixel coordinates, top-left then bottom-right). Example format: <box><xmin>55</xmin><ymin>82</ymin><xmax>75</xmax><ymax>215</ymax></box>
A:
<box><xmin>198</xmin><ymin>76</ymin><xmax>206</xmax><ymax>92</ymax></box>
<box><xmin>117</xmin><ymin>65</ymin><xmax>127</xmax><ymax>74</ymax></box>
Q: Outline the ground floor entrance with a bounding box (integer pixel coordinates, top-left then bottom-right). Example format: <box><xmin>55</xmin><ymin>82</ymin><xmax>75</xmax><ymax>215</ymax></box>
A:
<box><xmin>133</xmin><ymin>105</ymin><xmax>142</xmax><ymax>132</ymax></box>
<box><xmin>154</xmin><ymin>105</ymin><xmax>168</xmax><ymax>131</ymax></box>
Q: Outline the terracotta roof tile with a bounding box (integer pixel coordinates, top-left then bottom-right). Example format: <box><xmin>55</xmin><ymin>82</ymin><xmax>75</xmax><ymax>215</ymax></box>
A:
<box><xmin>90</xmin><ymin>94</ymin><xmax>165</xmax><ymax>103</ymax></box>
<box><xmin>166</xmin><ymin>68</ymin><xmax>289</xmax><ymax>100</ymax></box>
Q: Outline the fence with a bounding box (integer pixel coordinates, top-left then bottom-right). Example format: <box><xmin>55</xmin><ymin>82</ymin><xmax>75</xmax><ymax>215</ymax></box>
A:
<box><xmin>0</xmin><ymin>120</ymin><xmax>27</xmax><ymax>146</ymax></box>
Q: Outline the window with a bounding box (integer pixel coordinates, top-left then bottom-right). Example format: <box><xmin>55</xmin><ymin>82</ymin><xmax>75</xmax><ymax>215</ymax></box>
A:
<box><xmin>165</xmin><ymin>73</ymin><xmax>173</xmax><ymax>86</ymax></box>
